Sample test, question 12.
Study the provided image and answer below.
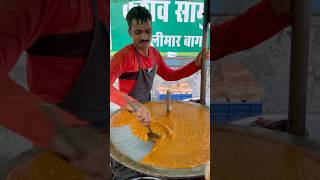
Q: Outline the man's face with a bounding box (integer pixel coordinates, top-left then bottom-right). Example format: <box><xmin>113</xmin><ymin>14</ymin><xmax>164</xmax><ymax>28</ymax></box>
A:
<box><xmin>128</xmin><ymin>19</ymin><xmax>152</xmax><ymax>51</ymax></box>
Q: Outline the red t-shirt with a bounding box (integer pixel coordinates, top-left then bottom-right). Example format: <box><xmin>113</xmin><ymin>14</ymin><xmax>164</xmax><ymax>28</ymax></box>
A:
<box><xmin>110</xmin><ymin>45</ymin><xmax>200</xmax><ymax>107</ymax></box>
<box><xmin>211</xmin><ymin>0</ymin><xmax>291</xmax><ymax>60</ymax></box>
<box><xmin>0</xmin><ymin>0</ymin><xmax>109</xmax><ymax>146</ymax></box>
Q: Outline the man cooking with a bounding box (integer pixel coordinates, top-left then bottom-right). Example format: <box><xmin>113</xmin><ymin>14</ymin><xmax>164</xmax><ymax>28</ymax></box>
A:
<box><xmin>110</xmin><ymin>5</ymin><xmax>208</xmax><ymax>179</ymax></box>
<box><xmin>110</xmin><ymin>6</ymin><xmax>208</xmax><ymax>125</ymax></box>
<box><xmin>110</xmin><ymin>0</ymin><xmax>291</xmax><ymax>179</ymax></box>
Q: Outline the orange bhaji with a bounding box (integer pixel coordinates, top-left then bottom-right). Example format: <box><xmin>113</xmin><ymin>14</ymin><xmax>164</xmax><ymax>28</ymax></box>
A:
<box><xmin>111</xmin><ymin>101</ymin><xmax>210</xmax><ymax>168</ymax></box>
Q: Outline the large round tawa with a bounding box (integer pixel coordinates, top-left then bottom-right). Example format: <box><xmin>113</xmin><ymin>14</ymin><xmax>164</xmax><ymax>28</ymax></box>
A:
<box><xmin>110</xmin><ymin>101</ymin><xmax>209</xmax><ymax>178</ymax></box>
<box><xmin>110</xmin><ymin>143</ymin><xmax>206</xmax><ymax>178</ymax></box>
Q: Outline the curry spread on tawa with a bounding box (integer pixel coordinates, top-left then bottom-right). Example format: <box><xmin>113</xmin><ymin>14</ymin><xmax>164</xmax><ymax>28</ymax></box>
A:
<box><xmin>6</xmin><ymin>151</ymin><xmax>84</xmax><ymax>180</ymax></box>
<box><xmin>111</xmin><ymin>101</ymin><xmax>210</xmax><ymax>168</ymax></box>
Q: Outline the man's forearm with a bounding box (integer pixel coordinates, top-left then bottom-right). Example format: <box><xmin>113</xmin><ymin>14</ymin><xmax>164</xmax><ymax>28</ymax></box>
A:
<box><xmin>0</xmin><ymin>67</ymin><xmax>87</xmax><ymax>147</ymax></box>
<box><xmin>211</xmin><ymin>0</ymin><xmax>291</xmax><ymax>61</ymax></box>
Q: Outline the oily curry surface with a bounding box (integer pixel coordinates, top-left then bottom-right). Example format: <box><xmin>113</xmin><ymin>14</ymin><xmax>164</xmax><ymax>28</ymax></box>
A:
<box><xmin>6</xmin><ymin>151</ymin><xmax>84</xmax><ymax>180</ymax></box>
<box><xmin>111</xmin><ymin>101</ymin><xmax>210</xmax><ymax>168</ymax></box>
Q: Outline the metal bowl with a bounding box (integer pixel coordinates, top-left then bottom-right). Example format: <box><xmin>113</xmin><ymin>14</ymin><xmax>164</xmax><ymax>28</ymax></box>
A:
<box><xmin>131</xmin><ymin>177</ymin><xmax>162</xmax><ymax>180</ymax></box>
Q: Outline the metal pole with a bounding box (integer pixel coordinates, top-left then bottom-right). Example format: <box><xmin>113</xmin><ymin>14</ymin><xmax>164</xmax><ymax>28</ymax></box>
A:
<box><xmin>288</xmin><ymin>0</ymin><xmax>311</xmax><ymax>135</ymax></box>
<box><xmin>200</xmin><ymin>0</ymin><xmax>210</xmax><ymax>105</ymax></box>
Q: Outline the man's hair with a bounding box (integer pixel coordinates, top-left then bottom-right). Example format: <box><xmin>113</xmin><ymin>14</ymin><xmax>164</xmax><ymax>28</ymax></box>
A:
<box><xmin>126</xmin><ymin>6</ymin><xmax>152</xmax><ymax>28</ymax></box>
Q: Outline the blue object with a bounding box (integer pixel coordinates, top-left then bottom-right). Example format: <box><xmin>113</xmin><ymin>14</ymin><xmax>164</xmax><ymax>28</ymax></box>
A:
<box><xmin>210</xmin><ymin>103</ymin><xmax>262</xmax><ymax>124</ymax></box>
<box><xmin>158</xmin><ymin>94</ymin><xmax>192</xmax><ymax>101</ymax></box>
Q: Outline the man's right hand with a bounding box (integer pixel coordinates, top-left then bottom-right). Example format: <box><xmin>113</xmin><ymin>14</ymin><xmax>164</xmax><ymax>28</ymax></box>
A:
<box><xmin>51</xmin><ymin>127</ymin><xmax>107</xmax><ymax>180</ymax></box>
<box><xmin>126</xmin><ymin>102</ymin><xmax>151</xmax><ymax>126</ymax></box>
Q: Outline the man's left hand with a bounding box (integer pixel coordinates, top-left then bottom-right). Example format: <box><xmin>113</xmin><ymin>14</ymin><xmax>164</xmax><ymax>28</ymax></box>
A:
<box><xmin>194</xmin><ymin>48</ymin><xmax>210</xmax><ymax>67</ymax></box>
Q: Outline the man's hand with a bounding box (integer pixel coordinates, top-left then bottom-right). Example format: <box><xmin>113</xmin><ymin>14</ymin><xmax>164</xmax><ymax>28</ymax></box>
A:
<box><xmin>126</xmin><ymin>102</ymin><xmax>151</xmax><ymax>126</ymax></box>
<box><xmin>270</xmin><ymin>0</ymin><xmax>291</xmax><ymax>15</ymax></box>
<box><xmin>194</xmin><ymin>48</ymin><xmax>210</xmax><ymax>67</ymax></box>
<box><xmin>51</xmin><ymin>127</ymin><xmax>107</xmax><ymax>180</ymax></box>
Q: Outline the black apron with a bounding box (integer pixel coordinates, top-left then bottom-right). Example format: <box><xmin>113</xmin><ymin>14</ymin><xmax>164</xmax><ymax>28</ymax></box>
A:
<box><xmin>57</xmin><ymin>0</ymin><xmax>108</xmax><ymax>130</ymax></box>
<box><xmin>27</xmin><ymin>0</ymin><xmax>109</xmax><ymax>131</ymax></box>
<box><xmin>128</xmin><ymin>48</ymin><xmax>157</xmax><ymax>102</ymax></box>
